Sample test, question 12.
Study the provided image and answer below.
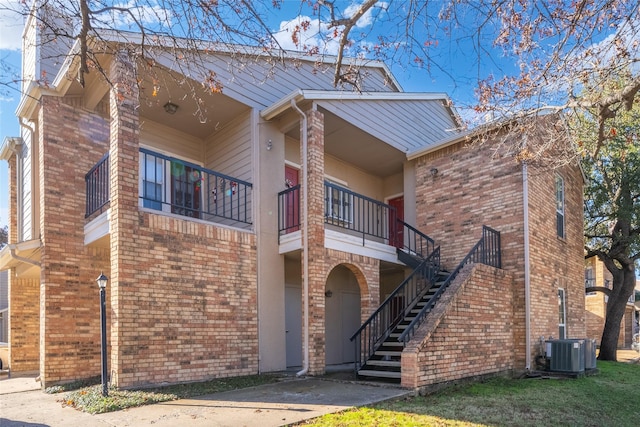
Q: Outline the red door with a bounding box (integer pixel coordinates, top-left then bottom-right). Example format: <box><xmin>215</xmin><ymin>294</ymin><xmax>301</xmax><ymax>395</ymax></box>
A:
<box><xmin>285</xmin><ymin>166</ymin><xmax>300</xmax><ymax>233</ymax></box>
<box><xmin>388</xmin><ymin>196</ymin><xmax>404</xmax><ymax>248</ymax></box>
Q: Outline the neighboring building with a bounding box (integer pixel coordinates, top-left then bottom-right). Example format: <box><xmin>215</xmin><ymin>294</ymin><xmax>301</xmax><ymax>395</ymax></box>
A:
<box><xmin>0</xmin><ymin>5</ymin><xmax>585</xmax><ymax>390</ymax></box>
<box><xmin>584</xmin><ymin>257</ymin><xmax>636</xmax><ymax>349</ymax></box>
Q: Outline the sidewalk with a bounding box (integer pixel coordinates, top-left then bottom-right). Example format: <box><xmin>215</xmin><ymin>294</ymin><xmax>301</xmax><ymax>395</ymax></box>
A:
<box><xmin>1</xmin><ymin>350</ymin><xmax>637</xmax><ymax>427</ymax></box>
<box><xmin>0</xmin><ymin>374</ymin><xmax>411</xmax><ymax>427</ymax></box>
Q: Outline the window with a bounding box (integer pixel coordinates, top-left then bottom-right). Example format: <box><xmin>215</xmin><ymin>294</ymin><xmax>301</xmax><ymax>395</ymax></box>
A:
<box><xmin>170</xmin><ymin>162</ymin><xmax>201</xmax><ymax>219</ymax></box>
<box><xmin>555</xmin><ymin>175</ymin><xmax>565</xmax><ymax>238</ymax></box>
<box><xmin>141</xmin><ymin>153</ymin><xmax>163</xmax><ymax>210</ymax></box>
<box><xmin>326</xmin><ymin>183</ymin><xmax>353</xmax><ymax>224</ymax></box>
<box><xmin>585</xmin><ymin>268</ymin><xmax>596</xmax><ymax>295</ymax></box>
<box><xmin>558</xmin><ymin>288</ymin><xmax>567</xmax><ymax>339</ymax></box>
<box><xmin>139</xmin><ymin>151</ymin><xmax>202</xmax><ymax>219</ymax></box>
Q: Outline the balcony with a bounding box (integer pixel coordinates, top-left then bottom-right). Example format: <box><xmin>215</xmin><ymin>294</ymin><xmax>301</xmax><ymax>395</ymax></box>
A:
<box><xmin>85</xmin><ymin>149</ymin><xmax>253</xmax><ymax>240</ymax></box>
<box><xmin>278</xmin><ymin>181</ymin><xmax>421</xmax><ymax>262</ymax></box>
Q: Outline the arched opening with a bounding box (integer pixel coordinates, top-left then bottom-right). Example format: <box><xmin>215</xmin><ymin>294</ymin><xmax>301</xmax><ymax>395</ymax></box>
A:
<box><xmin>325</xmin><ymin>264</ymin><xmax>362</xmax><ymax>366</ymax></box>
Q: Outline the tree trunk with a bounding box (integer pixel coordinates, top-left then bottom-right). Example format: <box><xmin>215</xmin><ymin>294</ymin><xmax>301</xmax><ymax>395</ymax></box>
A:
<box><xmin>598</xmin><ymin>267</ymin><xmax>636</xmax><ymax>361</ymax></box>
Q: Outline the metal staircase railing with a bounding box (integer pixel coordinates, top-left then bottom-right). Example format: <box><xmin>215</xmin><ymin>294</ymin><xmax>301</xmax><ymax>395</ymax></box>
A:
<box><xmin>397</xmin><ymin>220</ymin><xmax>436</xmax><ymax>258</ymax></box>
<box><xmin>397</xmin><ymin>225</ymin><xmax>501</xmax><ymax>344</ymax></box>
<box><xmin>350</xmin><ymin>247</ymin><xmax>440</xmax><ymax>371</ymax></box>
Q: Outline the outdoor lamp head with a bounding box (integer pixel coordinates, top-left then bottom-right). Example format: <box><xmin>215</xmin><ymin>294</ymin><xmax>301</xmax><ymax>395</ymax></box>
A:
<box><xmin>96</xmin><ymin>272</ymin><xmax>108</xmax><ymax>289</ymax></box>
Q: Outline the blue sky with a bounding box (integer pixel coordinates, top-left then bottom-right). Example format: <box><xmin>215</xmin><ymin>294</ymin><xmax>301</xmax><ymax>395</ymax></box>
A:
<box><xmin>0</xmin><ymin>1</ymin><xmax>483</xmax><ymax>229</ymax></box>
<box><xmin>0</xmin><ymin>0</ymin><xmax>634</xmax><ymax>230</ymax></box>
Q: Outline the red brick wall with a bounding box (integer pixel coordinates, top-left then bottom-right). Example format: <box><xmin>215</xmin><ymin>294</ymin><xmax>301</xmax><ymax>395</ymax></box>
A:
<box><xmin>112</xmin><ymin>213</ymin><xmax>258</xmax><ymax>388</ymax></box>
<box><xmin>303</xmin><ymin>109</ymin><xmax>381</xmax><ymax>374</ymax></box>
<box><xmin>6</xmin><ymin>153</ymin><xmax>40</xmax><ymax>372</ymax></box>
<box><xmin>37</xmin><ymin>95</ymin><xmax>111</xmax><ymax>387</ymax></box>
<box><xmin>526</xmin><ymin>162</ymin><xmax>585</xmax><ymax>345</ymax></box>
<box><xmin>9</xmin><ymin>278</ymin><xmax>39</xmax><ymax>372</ymax></box>
<box><xmin>413</xmin><ymin>137</ymin><xmax>584</xmax><ymax>370</ymax></box>
<box><xmin>107</xmin><ymin>55</ymin><xmax>258</xmax><ymax>388</ymax></box>
<box><xmin>402</xmin><ymin>264</ymin><xmax>515</xmax><ymax>388</ymax></box>
<box><xmin>305</xmin><ymin>108</ymin><xmax>328</xmax><ymax>375</ymax></box>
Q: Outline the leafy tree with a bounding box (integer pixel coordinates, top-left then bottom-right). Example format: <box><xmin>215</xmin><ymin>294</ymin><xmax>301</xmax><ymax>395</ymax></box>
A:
<box><xmin>0</xmin><ymin>223</ymin><xmax>7</xmax><ymax>248</ymax></box>
<box><xmin>578</xmin><ymin>77</ymin><xmax>640</xmax><ymax>361</ymax></box>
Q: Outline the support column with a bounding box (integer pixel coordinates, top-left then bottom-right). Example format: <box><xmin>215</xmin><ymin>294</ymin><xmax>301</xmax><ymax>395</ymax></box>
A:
<box><xmin>303</xmin><ymin>109</ymin><xmax>326</xmax><ymax>375</ymax></box>
<box><xmin>108</xmin><ymin>52</ymin><xmax>140</xmax><ymax>387</ymax></box>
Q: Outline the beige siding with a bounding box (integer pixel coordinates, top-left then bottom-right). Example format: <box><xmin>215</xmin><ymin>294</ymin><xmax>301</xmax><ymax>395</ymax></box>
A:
<box><xmin>325</xmin><ymin>154</ymin><xmax>384</xmax><ymax>200</ymax></box>
<box><xmin>155</xmin><ymin>51</ymin><xmax>396</xmax><ymax>110</ymax></box>
<box><xmin>20</xmin><ymin>134</ymin><xmax>32</xmax><ymax>241</ymax></box>
<box><xmin>22</xmin><ymin>14</ymin><xmax>37</xmax><ymax>91</ymax></box>
<box><xmin>288</xmin><ymin>138</ymin><xmax>402</xmax><ymax>203</ymax></box>
<box><xmin>205</xmin><ymin>111</ymin><xmax>252</xmax><ymax>181</ymax></box>
<box><xmin>318</xmin><ymin>99</ymin><xmax>459</xmax><ymax>152</ymax></box>
<box><xmin>140</xmin><ymin>120</ymin><xmax>203</xmax><ymax>163</ymax></box>
<box><xmin>204</xmin><ymin>111</ymin><xmax>254</xmax><ymax>228</ymax></box>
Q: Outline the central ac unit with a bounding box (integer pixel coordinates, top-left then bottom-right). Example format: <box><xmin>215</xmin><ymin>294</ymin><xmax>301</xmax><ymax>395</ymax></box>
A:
<box><xmin>547</xmin><ymin>339</ymin><xmax>585</xmax><ymax>373</ymax></box>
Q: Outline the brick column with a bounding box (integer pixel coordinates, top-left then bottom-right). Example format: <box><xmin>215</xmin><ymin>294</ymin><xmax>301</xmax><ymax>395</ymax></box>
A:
<box><xmin>37</xmin><ymin>96</ymin><xmax>110</xmax><ymax>387</ymax></box>
<box><xmin>303</xmin><ymin>109</ymin><xmax>327</xmax><ymax>375</ymax></box>
<box><xmin>6</xmin><ymin>151</ymin><xmax>39</xmax><ymax>372</ymax></box>
<box><xmin>108</xmin><ymin>51</ymin><xmax>140</xmax><ymax>387</ymax></box>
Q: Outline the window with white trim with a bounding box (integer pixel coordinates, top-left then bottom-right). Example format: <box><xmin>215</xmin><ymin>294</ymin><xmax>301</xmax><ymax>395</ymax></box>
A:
<box><xmin>326</xmin><ymin>181</ymin><xmax>353</xmax><ymax>224</ymax></box>
<box><xmin>555</xmin><ymin>174</ymin><xmax>565</xmax><ymax>238</ymax></box>
<box><xmin>558</xmin><ymin>288</ymin><xmax>567</xmax><ymax>339</ymax></box>
<box><xmin>141</xmin><ymin>153</ymin><xmax>164</xmax><ymax>211</ymax></box>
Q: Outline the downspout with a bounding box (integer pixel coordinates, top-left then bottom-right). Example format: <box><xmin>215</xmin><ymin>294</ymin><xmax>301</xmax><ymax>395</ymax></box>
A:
<box><xmin>522</xmin><ymin>161</ymin><xmax>531</xmax><ymax>371</ymax></box>
<box><xmin>291</xmin><ymin>99</ymin><xmax>309</xmax><ymax>377</ymax></box>
<box><xmin>8</xmin><ymin>244</ymin><xmax>40</xmax><ymax>267</ymax></box>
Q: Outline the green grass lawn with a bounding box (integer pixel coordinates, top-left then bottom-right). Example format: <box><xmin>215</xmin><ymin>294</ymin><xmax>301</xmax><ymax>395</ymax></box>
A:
<box><xmin>300</xmin><ymin>361</ymin><xmax>640</xmax><ymax>427</ymax></box>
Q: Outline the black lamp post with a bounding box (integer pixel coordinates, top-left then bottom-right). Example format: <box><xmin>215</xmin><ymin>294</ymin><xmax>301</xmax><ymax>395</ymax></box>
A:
<box><xmin>96</xmin><ymin>272</ymin><xmax>109</xmax><ymax>397</ymax></box>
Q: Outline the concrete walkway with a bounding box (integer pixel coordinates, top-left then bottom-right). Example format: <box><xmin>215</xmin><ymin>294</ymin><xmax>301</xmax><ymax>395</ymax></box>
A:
<box><xmin>2</xmin><ymin>350</ymin><xmax>637</xmax><ymax>427</ymax></box>
<box><xmin>0</xmin><ymin>374</ymin><xmax>411</xmax><ymax>427</ymax></box>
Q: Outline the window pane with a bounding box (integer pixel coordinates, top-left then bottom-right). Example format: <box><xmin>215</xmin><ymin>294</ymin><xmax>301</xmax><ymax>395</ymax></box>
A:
<box><xmin>555</xmin><ymin>175</ymin><xmax>565</xmax><ymax>238</ymax></box>
<box><xmin>558</xmin><ymin>288</ymin><xmax>566</xmax><ymax>339</ymax></box>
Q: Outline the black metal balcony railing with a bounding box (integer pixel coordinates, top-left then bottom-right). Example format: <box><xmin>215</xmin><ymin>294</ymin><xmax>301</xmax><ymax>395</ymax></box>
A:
<box><xmin>85</xmin><ymin>153</ymin><xmax>110</xmax><ymax>218</ymax></box>
<box><xmin>139</xmin><ymin>148</ymin><xmax>252</xmax><ymax>225</ymax></box>
<box><xmin>324</xmin><ymin>181</ymin><xmax>395</xmax><ymax>244</ymax></box>
<box><xmin>277</xmin><ymin>181</ymin><xmax>399</xmax><ymax>245</ymax></box>
<box><xmin>278</xmin><ymin>184</ymin><xmax>301</xmax><ymax>238</ymax></box>
<box><xmin>85</xmin><ymin>149</ymin><xmax>252</xmax><ymax>225</ymax></box>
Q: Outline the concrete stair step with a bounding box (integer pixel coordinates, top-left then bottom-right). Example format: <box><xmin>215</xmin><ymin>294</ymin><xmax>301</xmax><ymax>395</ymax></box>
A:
<box><xmin>366</xmin><ymin>360</ymin><xmax>401</xmax><ymax>368</ymax></box>
<box><xmin>358</xmin><ymin>369</ymin><xmax>401</xmax><ymax>379</ymax></box>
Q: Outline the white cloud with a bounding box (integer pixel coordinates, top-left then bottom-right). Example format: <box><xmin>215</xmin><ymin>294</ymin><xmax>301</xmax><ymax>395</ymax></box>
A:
<box><xmin>272</xmin><ymin>15</ymin><xmax>341</xmax><ymax>56</ymax></box>
<box><xmin>0</xmin><ymin>0</ymin><xmax>26</xmax><ymax>50</ymax></box>
<box><xmin>107</xmin><ymin>1</ymin><xmax>173</xmax><ymax>30</ymax></box>
<box><xmin>344</xmin><ymin>1</ymin><xmax>388</xmax><ymax>28</ymax></box>
<box><xmin>272</xmin><ymin>2</ymin><xmax>387</xmax><ymax>57</ymax></box>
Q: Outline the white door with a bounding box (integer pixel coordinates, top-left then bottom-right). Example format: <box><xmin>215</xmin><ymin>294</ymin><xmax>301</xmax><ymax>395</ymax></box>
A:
<box><xmin>285</xmin><ymin>285</ymin><xmax>302</xmax><ymax>367</ymax></box>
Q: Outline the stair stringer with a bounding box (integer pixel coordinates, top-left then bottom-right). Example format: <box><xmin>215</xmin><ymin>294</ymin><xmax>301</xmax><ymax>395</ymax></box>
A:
<box><xmin>400</xmin><ymin>263</ymin><xmax>515</xmax><ymax>389</ymax></box>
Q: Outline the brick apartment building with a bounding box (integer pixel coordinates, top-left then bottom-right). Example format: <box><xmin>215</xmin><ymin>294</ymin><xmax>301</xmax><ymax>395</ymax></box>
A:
<box><xmin>584</xmin><ymin>257</ymin><xmax>637</xmax><ymax>348</ymax></box>
<box><xmin>0</xmin><ymin>4</ymin><xmax>585</xmax><ymax>390</ymax></box>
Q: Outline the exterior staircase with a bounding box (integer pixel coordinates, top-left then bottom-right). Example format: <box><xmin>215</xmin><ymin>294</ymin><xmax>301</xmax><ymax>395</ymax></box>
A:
<box><xmin>357</xmin><ymin>269</ymin><xmax>449</xmax><ymax>379</ymax></box>
<box><xmin>351</xmin><ymin>225</ymin><xmax>502</xmax><ymax>382</ymax></box>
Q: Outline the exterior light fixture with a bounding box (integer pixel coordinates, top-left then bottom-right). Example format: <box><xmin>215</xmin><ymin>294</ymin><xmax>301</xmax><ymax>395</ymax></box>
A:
<box><xmin>430</xmin><ymin>167</ymin><xmax>438</xmax><ymax>176</ymax></box>
<box><xmin>163</xmin><ymin>102</ymin><xmax>179</xmax><ymax>114</ymax></box>
<box><xmin>96</xmin><ymin>272</ymin><xmax>109</xmax><ymax>397</ymax></box>
<box><xmin>325</xmin><ymin>290</ymin><xmax>333</xmax><ymax>298</ymax></box>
